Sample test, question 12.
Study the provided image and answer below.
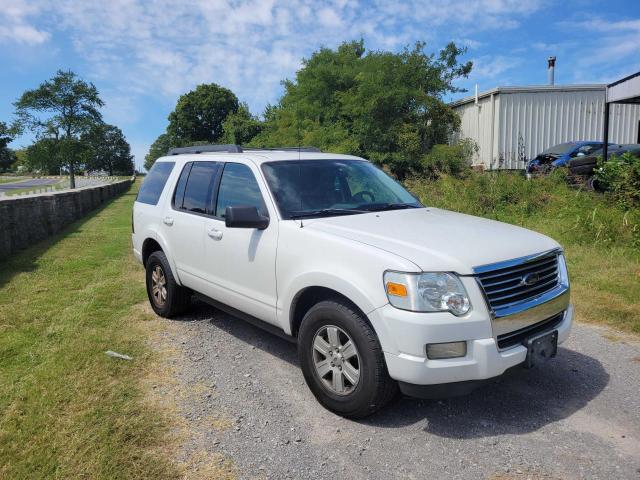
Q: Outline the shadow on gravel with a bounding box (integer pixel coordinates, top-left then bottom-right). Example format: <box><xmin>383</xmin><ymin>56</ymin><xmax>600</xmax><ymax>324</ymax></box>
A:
<box><xmin>184</xmin><ymin>301</ymin><xmax>609</xmax><ymax>440</ymax></box>
<box><xmin>183</xmin><ymin>300</ymin><xmax>299</xmax><ymax>363</ymax></box>
<box><xmin>362</xmin><ymin>347</ymin><xmax>609</xmax><ymax>438</ymax></box>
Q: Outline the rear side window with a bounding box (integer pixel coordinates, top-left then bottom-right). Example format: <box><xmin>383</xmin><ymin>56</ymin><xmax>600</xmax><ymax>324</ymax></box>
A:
<box><xmin>172</xmin><ymin>162</ymin><xmax>192</xmax><ymax>209</ymax></box>
<box><xmin>182</xmin><ymin>162</ymin><xmax>220</xmax><ymax>214</ymax></box>
<box><xmin>215</xmin><ymin>163</ymin><xmax>267</xmax><ymax>218</ymax></box>
<box><xmin>137</xmin><ymin>162</ymin><xmax>175</xmax><ymax>205</ymax></box>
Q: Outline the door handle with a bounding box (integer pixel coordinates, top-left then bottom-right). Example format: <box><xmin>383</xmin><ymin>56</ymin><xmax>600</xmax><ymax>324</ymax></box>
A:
<box><xmin>207</xmin><ymin>227</ymin><xmax>223</xmax><ymax>241</ymax></box>
<box><xmin>163</xmin><ymin>216</ymin><xmax>174</xmax><ymax>226</ymax></box>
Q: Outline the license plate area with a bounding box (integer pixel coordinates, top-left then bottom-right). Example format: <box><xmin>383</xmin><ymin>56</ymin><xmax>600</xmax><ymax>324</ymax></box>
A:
<box><xmin>524</xmin><ymin>330</ymin><xmax>558</xmax><ymax>368</ymax></box>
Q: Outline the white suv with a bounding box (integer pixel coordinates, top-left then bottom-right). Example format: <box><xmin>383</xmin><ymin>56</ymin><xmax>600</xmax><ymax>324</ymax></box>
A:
<box><xmin>133</xmin><ymin>145</ymin><xmax>572</xmax><ymax>418</ymax></box>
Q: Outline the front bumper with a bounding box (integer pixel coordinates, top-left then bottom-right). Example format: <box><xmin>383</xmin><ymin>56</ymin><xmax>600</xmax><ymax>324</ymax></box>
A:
<box><xmin>372</xmin><ymin>302</ymin><xmax>573</xmax><ymax>389</ymax></box>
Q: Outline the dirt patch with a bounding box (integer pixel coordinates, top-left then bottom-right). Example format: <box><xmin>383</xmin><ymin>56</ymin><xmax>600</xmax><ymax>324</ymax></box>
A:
<box><xmin>136</xmin><ymin>302</ymin><xmax>236</xmax><ymax>479</ymax></box>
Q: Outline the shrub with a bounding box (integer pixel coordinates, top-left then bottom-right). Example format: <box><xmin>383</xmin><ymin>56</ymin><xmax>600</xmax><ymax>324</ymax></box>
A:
<box><xmin>595</xmin><ymin>152</ymin><xmax>640</xmax><ymax>209</ymax></box>
<box><xmin>405</xmin><ymin>170</ymin><xmax>640</xmax><ymax>251</ymax></box>
<box><xmin>419</xmin><ymin>139</ymin><xmax>477</xmax><ymax>179</ymax></box>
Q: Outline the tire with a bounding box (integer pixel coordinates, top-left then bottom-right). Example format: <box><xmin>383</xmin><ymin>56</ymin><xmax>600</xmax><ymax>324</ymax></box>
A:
<box><xmin>145</xmin><ymin>251</ymin><xmax>191</xmax><ymax>318</ymax></box>
<box><xmin>297</xmin><ymin>298</ymin><xmax>397</xmax><ymax>418</ymax></box>
<box><xmin>588</xmin><ymin>176</ymin><xmax>604</xmax><ymax>192</ymax></box>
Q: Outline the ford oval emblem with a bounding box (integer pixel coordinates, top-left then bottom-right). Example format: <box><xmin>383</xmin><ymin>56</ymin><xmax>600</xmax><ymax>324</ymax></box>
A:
<box><xmin>521</xmin><ymin>272</ymin><xmax>540</xmax><ymax>286</ymax></box>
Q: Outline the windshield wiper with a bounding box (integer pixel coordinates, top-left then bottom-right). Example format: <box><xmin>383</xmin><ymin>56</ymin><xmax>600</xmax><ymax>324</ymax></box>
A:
<box><xmin>289</xmin><ymin>208</ymin><xmax>368</xmax><ymax>219</ymax></box>
<box><xmin>360</xmin><ymin>203</ymin><xmax>422</xmax><ymax>212</ymax></box>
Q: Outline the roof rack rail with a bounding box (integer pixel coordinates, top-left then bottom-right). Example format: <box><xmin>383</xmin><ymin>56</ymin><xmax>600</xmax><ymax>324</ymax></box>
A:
<box><xmin>167</xmin><ymin>144</ymin><xmax>243</xmax><ymax>155</ymax></box>
<box><xmin>243</xmin><ymin>146</ymin><xmax>322</xmax><ymax>153</ymax></box>
<box><xmin>166</xmin><ymin>144</ymin><xmax>324</xmax><ymax>156</ymax></box>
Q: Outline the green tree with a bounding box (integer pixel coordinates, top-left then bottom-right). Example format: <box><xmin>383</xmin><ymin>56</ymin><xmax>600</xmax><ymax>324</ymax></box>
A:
<box><xmin>167</xmin><ymin>83</ymin><xmax>239</xmax><ymax>143</ymax></box>
<box><xmin>0</xmin><ymin>121</ymin><xmax>17</xmax><ymax>173</ymax></box>
<box><xmin>25</xmin><ymin>137</ymin><xmax>62</xmax><ymax>175</ymax></box>
<box><xmin>253</xmin><ymin>40</ymin><xmax>472</xmax><ymax>178</ymax></box>
<box><xmin>220</xmin><ymin>103</ymin><xmax>263</xmax><ymax>144</ymax></box>
<box><xmin>144</xmin><ymin>132</ymin><xmax>182</xmax><ymax>171</ymax></box>
<box><xmin>82</xmin><ymin>123</ymin><xmax>134</xmax><ymax>175</ymax></box>
<box><xmin>14</xmin><ymin>70</ymin><xmax>104</xmax><ymax>188</ymax></box>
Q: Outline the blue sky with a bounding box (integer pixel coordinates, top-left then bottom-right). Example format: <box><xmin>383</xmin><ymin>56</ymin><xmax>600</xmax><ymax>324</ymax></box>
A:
<box><xmin>1</xmin><ymin>0</ymin><xmax>639</xmax><ymax>171</ymax></box>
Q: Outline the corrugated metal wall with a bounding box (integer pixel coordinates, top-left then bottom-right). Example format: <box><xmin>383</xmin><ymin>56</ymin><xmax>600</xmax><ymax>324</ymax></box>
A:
<box><xmin>453</xmin><ymin>88</ymin><xmax>640</xmax><ymax>169</ymax></box>
<box><xmin>451</xmin><ymin>94</ymin><xmax>498</xmax><ymax>166</ymax></box>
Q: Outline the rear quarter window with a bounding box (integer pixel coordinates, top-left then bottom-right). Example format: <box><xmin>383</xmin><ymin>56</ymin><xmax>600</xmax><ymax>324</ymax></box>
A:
<box><xmin>137</xmin><ymin>161</ymin><xmax>175</xmax><ymax>205</ymax></box>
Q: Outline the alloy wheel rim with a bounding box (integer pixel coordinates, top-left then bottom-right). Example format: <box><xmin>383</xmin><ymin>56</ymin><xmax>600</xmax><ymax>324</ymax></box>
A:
<box><xmin>312</xmin><ymin>325</ymin><xmax>360</xmax><ymax>395</ymax></box>
<box><xmin>151</xmin><ymin>265</ymin><xmax>167</xmax><ymax>306</ymax></box>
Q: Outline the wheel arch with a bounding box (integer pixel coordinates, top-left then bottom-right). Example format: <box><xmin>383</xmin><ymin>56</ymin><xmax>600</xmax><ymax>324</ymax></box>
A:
<box><xmin>140</xmin><ymin>233</ymin><xmax>183</xmax><ymax>285</ymax></box>
<box><xmin>290</xmin><ymin>286</ymin><xmax>370</xmax><ymax>338</ymax></box>
<box><xmin>142</xmin><ymin>237</ymin><xmax>162</xmax><ymax>266</ymax></box>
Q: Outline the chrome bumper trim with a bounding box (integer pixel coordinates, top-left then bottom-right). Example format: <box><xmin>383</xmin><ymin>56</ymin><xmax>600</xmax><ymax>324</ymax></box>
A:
<box><xmin>491</xmin><ymin>287</ymin><xmax>570</xmax><ymax>337</ymax></box>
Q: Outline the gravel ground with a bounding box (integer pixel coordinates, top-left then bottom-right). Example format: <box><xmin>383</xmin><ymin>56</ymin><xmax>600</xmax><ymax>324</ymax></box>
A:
<box><xmin>155</xmin><ymin>300</ymin><xmax>640</xmax><ymax>480</ymax></box>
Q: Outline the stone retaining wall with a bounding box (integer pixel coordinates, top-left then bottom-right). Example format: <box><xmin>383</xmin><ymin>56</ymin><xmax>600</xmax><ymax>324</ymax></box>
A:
<box><xmin>0</xmin><ymin>179</ymin><xmax>133</xmax><ymax>261</ymax></box>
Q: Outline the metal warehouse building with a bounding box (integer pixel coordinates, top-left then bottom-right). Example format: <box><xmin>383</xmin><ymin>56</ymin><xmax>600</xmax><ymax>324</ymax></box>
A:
<box><xmin>450</xmin><ymin>84</ymin><xmax>640</xmax><ymax>169</ymax></box>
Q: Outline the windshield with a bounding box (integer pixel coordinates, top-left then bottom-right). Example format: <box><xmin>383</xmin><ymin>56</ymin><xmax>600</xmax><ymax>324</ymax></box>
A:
<box><xmin>261</xmin><ymin>160</ymin><xmax>422</xmax><ymax>219</ymax></box>
<box><xmin>541</xmin><ymin>142</ymin><xmax>576</xmax><ymax>155</ymax></box>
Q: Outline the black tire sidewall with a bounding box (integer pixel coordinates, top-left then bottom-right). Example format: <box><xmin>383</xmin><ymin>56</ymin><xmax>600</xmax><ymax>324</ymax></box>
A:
<box><xmin>298</xmin><ymin>301</ymin><xmax>386</xmax><ymax>416</ymax></box>
<box><xmin>145</xmin><ymin>251</ymin><xmax>176</xmax><ymax>317</ymax></box>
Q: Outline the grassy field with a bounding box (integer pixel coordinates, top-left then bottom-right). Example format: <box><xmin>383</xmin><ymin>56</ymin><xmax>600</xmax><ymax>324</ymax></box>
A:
<box><xmin>0</xmin><ymin>176</ymin><xmax>27</xmax><ymax>184</ymax></box>
<box><xmin>0</xmin><ymin>182</ymin><xmax>182</xmax><ymax>479</ymax></box>
<box><xmin>408</xmin><ymin>171</ymin><xmax>640</xmax><ymax>334</ymax></box>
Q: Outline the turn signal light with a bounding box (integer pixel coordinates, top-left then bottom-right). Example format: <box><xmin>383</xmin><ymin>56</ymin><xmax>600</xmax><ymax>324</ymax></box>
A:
<box><xmin>386</xmin><ymin>282</ymin><xmax>408</xmax><ymax>297</ymax></box>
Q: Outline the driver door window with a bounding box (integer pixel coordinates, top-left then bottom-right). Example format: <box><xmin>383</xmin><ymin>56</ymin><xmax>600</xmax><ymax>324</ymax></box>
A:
<box><xmin>215</xmin><ymin>163</ymin><xmax>268</xmax><ymax>218</ymax></box>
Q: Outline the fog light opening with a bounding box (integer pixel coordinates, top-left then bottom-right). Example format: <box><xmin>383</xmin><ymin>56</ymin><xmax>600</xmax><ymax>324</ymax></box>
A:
<box><xmin>426</xmin><ymin>341</ymin><xmax>467</xmax><ymax>359</ymax></box>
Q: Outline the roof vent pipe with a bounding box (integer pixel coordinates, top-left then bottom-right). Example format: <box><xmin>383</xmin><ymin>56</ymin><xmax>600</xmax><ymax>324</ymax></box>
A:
<box><xmin>547</xmin><ymin>56</ymin><xmax>556</xmax><ymax>85</ymax></box>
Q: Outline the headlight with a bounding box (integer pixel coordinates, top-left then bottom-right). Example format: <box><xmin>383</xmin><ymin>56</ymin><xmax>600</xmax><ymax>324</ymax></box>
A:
<box><xmin>384</xmin><ymin>271</ymin><xmax>471</xmax><ymax>315</ymax></box>
<box><xmin>558</xmin><ymin>252</ymin><xmax>569</xmax><ymax>286</ymax></box>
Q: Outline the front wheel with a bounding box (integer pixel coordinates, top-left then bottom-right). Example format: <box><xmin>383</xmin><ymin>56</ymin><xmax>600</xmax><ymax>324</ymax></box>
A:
<box><xmin>298</xmin><ymin>298</ymin><xmax>397</xmax><ymax>418</ymax></box>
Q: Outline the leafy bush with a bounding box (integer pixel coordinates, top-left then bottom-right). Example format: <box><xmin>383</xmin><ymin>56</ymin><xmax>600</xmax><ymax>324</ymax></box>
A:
<box><xmin>595</xmin><ymin>152</ymin><xmax>640</xmax><ymax>209</ymax></box>
<box><xmin>419</xmin><ymin>139</ymin><xmax>477</xmax><ymax>179</ymax></box>
<box><xmin>251</xmin><ymin>40</ymin><xmax>472</xmax><ymax>179</ymax></box>
<box><xmin>406</xmin><ymin>170</ymin><xmax>640</xmax><ymax>250</ymax></box>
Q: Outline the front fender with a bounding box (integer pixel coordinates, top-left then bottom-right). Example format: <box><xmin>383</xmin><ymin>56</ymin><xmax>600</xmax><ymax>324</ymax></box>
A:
<box><xmin>279</xmin><ymin>272</ymin><xmax>400</xmax><ymax>353</ymax></box>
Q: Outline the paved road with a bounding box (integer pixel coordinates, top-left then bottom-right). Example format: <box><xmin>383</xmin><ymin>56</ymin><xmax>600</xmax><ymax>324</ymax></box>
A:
<box><xmin>155</xmin><ymin>301</ymin><xmax>640</xmax><ymax>480</ymax></box>
<box><xmin>0</xmin><ymin>178</ymin><xmax>60</xmax><ymax>191</ymax></box>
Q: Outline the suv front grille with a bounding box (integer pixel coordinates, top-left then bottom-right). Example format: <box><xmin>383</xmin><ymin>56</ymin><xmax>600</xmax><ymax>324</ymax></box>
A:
<box><xmin>477</xmin><ymin>251</ymin><xmax>560</xmax><ymax>312</ymax></box>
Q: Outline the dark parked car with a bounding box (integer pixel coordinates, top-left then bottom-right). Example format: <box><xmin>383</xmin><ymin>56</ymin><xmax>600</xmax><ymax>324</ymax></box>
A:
<box><xmin>526</xmin><ymin>141</ymin><xmax>609</xmax><ymax>175</ymax></box>
<box><xmin>568</xmin><ymin>144</ymin><xmax>640</xmax><ymax>176</ymax></box>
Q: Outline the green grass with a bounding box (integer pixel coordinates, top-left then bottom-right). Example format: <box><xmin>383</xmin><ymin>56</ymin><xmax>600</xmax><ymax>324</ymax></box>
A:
<box><xmin>0</xmin><ymin>181</ymin><xmax>181</xmax><ymax>479</ymax></box>
<box><xmin>407</xmin><ymin>171</ymin><xmax>640</xmax><ymax>334</ymax></box>
<box><xmin>0</xmin><ymin>176</ymin><xmax>27</xmax><ymax>184</ymax></box>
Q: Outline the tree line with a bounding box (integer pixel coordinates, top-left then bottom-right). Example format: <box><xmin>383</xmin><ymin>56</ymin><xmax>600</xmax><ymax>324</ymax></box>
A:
<box><xmin>1</xmin><ymin>70</ymin><xmax>134</xmax><ymax>188</ymax></box>
<box><xmin>146</xmin><ymin>40</ymin><xmax>473</xmax><ymax>179</ymax></box>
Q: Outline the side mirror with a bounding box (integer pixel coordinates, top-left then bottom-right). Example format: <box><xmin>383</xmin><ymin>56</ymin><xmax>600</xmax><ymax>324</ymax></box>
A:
<box><xmin>225</xmin><ymin>206</ymin><xmax>269</xmax><ymax>230</ymax></box>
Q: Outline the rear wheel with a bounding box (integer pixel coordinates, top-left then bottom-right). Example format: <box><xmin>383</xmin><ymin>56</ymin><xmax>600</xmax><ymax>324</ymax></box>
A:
<box><xmin>145</xmin><ymin>251</ymin><xmax>191</xmax><ymax>317</ymax></box>
<box><xmin>298</xmin><ymin>298</ymin><xmax>397</xmax><ymax>418</ymax></box>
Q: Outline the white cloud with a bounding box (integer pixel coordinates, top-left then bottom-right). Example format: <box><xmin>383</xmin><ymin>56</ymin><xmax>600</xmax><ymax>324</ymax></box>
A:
<box><xmin>318</xmin><ymin>7</ymin><xmax>343</xmax><ymax>28</ymax></box>
<box><xmin>3</xmin><ymin>0</ymin><xmax>548</xmax><ymax>162</ymax></box>
<box><xmin>556</xmin><ymin>16</ymin><xmax>640</xmax><ymax>80</ymax></box>
<box><xmin>0</xmin><ymin>0</ymin><xmax>50</xmax><ymax>45</ymax></box>
<box><xmin>10</xmin><ymin>0</ymin><xmax>543</xmax><ymax>115</ymax></box>
<box><xmin>470</xmin><ymin>55</ymin><xmax>522</xmax><ymax>80</ymax></box>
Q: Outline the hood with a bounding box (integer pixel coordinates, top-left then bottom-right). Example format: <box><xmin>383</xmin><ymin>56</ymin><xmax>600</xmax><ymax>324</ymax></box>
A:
<box><xmin>304</xmin><ymin>208</ymin><xmax>559</xmax><ymax>275</ymax></box>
